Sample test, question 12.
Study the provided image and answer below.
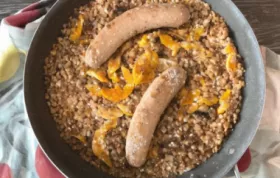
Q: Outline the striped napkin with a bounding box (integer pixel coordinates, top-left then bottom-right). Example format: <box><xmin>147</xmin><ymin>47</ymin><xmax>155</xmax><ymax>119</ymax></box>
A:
<box><xmin>0</xmin><ymin>1</ymin><xmax>64</xmax><ymax>178</ymax></box>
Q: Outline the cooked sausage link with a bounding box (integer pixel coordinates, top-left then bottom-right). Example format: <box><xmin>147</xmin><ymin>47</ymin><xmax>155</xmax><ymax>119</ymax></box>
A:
<box><xmin>84</xmin><ymin>4</ymin><xmax>190</xmax><ymax>68</ymax></box>
<box><xmin>126</xmin><ymin>67</ymin><xmax>187</xmax><ymax>167</ymax></box>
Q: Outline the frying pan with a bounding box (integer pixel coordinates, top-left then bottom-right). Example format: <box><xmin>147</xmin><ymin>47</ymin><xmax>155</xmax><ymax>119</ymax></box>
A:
<box><xmin>24</xmin><ymin>0</ymin><xmax>265</xmax><ymax>177</ymax></box>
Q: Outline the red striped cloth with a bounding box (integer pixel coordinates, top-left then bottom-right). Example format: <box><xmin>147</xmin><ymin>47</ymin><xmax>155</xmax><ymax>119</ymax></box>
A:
<box><xmin>4</xmin><ymin>0</ymin><xmax>55</xmax><ymax>27</ymax></box>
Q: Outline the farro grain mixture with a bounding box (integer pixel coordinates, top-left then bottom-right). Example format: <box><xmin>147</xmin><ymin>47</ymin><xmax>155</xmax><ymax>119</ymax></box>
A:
<box><xmin>44</xmin><ymin>0</ymin><xmax>245</xmax><ymax>177</ymax></box>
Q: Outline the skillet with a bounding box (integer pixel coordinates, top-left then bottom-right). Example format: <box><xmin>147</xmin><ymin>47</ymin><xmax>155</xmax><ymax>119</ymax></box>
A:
<box><xmin>24</xmin><ymin>0</ymin><xmax>265</xmax><ymax>177</ymax></box>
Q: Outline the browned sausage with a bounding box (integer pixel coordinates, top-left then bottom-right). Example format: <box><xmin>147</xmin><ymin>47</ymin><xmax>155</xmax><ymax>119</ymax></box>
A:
<box><xmin>126</xmin><ymin>67</ymin><xmax>187</xmax><ymax>167</ymax></box>
<box><xmin>84</xmin><ymin>4</ymin><xmax>190</xmax><ymax>68</ymax></box>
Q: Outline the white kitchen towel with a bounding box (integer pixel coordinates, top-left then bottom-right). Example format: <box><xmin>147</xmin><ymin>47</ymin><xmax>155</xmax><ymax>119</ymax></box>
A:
<box><xmin>241</xmin><ymin>47</ymin><xmax>280</xmax><ymax>178</ymax></box>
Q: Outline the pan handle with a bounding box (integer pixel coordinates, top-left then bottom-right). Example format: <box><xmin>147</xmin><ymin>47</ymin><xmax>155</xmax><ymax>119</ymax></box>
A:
<box><xmin>224</xmin><ymin>165</ymin><xmax>241</xmax><ymax>178</ymax></box>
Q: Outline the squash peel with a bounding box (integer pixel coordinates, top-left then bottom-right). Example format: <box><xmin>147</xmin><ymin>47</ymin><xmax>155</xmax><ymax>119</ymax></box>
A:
<box><xmin>138</xmin><ymin>34</ymin><xmax>149</xmax><ymax>48</ymax></box>
<box><xmin>97</xmin><ymin>105</ymin><xmax>123</xmax><ymax>120</ymax></box>
<box><xmin>70</xmin><ymin>15</ymin><xmax>84</xmax><ymax>42</ymax></box>
<box><xmin>107</xmin><ymin>56</ymin><xmax>121</xmax><ymax>83</ymax></box>
<box><xmin>132</xmin><ymin>50</ymin><xmax>159</xmax><ymax>85</ymax></box>
<box><xmin>86</xmin><ymin>84</ymin><xmax>102</xmax><ymax>97</ymax></box>
<box><xmin>217</xmin><ymin>89</ymin><xmax>231</xmax><ymax>114</ymax></box>
<box><xmin>73</xmin><ymin>135</ymin><xmax>87</xmax><ymax>144</ymax></box>
<box><xmin>92</xmin><ymin>118</ymin><xmax>118</xmax><ymax>167</ymax></box>
<box><xmin>117</xmin><ymin>104</ymin><xmax>133</xmax><ymax>116</ymax></box>
<box><xmin>86</xmin><ymin>69</ymin><xmax>109</xmax><ymax>83</ymax></box>
<box><xmin>121</xmin><ymin>66</ymin><xmax>134</xmax><ymax>84</ymax></box>
<box><xmin>101</xmin><ymin>84</ymin><xmax>134</xmax><ymax>103</ymax></box>
<box><xmin>159</xmin><ymin>34</ymin><xmax>181</xmax><ymax>56</ymax></box>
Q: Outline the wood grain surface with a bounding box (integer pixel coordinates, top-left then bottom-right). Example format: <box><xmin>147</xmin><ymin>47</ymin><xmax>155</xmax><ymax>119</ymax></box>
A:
<box><xmin>0</xmin><ymin>0</ymin><xmax>279</xmax><ymax>53</ymax></box>
<box><xmin>233</xmin><ymin>0</ymin><xmax>280</xmax><ymax>53</ymax></box>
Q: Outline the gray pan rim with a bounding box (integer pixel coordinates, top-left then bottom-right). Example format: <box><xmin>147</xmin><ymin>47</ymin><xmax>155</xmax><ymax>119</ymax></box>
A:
<box><xmin>24</xmin><ymin>0</ymin><xmax>265</xmax><ymax>178</ymax></box>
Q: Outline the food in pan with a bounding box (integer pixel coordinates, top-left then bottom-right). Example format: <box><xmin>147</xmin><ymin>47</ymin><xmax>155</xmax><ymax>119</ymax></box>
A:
<box><xmin>44</xmin><ymin>0</ymin><xmax>245</xmax><ymax>177</ymax></box>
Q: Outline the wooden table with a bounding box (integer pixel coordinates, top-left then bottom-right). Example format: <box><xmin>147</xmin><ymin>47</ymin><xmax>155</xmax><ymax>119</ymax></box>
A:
<box><xmin>1</xmin><ymin>0</ymin><xmax>280</xmax><ymax>53</ymax></box>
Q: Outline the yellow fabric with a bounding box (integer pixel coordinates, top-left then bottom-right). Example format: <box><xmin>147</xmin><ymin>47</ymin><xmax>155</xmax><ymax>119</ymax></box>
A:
<box><xmin>0</xmin><ymin>44</ymin><xmax>20</xmax><ymax>83</ymax></box>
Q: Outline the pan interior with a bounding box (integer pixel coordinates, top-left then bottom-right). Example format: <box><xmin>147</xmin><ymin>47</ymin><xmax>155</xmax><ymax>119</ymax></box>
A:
<box><xmin>24</xmin><ymin>0</ymin><xmax>265</xmax><ymax>178</ymax></box>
